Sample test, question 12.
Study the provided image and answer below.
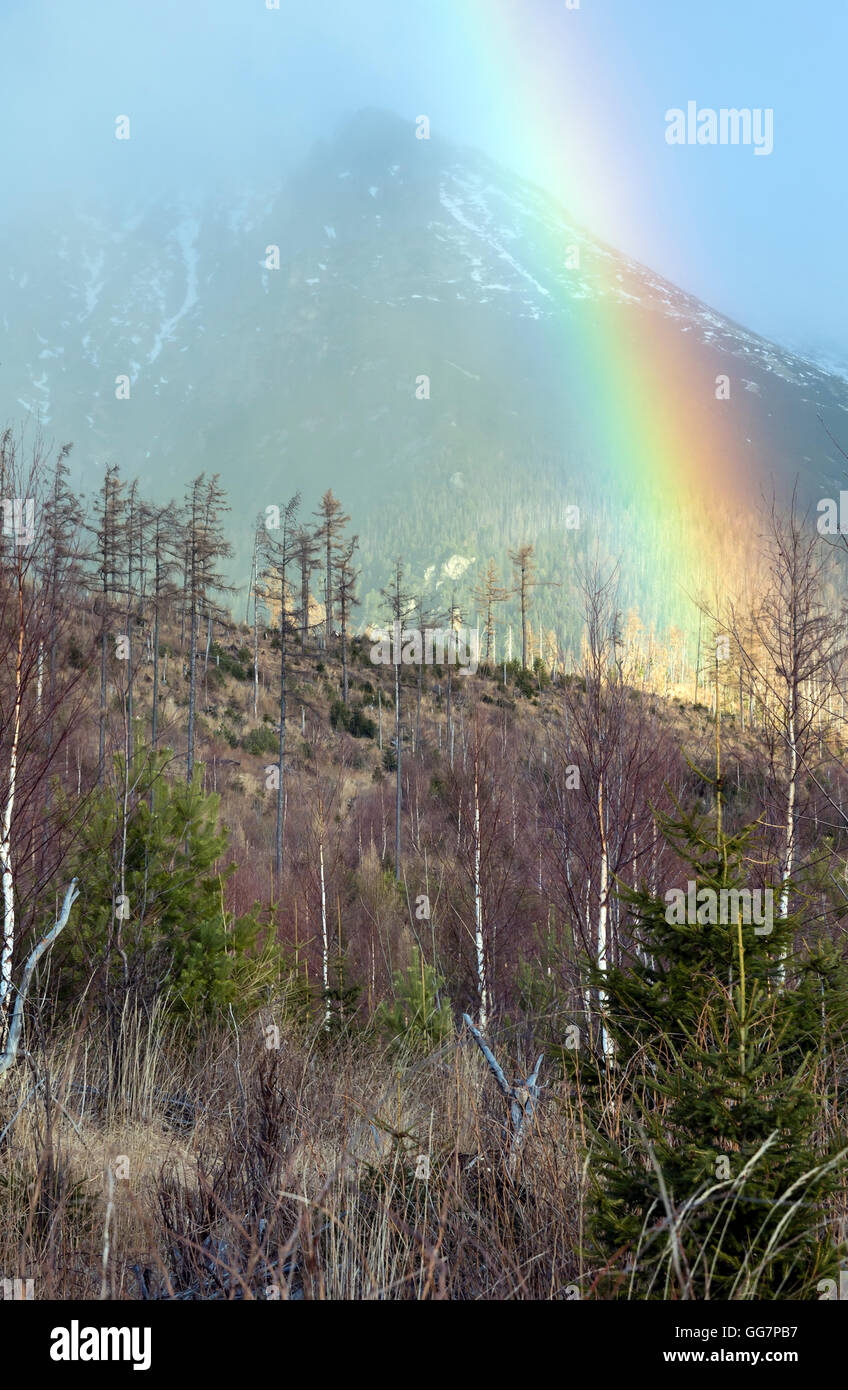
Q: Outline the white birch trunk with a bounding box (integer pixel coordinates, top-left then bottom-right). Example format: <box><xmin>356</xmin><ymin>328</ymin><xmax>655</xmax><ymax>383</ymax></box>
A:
<box><xmin>777</xmin><ymin>692</ymin><xmax>797</xmax><ymax>983</ymax></box>
<box><xmin>319</xmin><ymin>834</ymin><xmax>330</xmax><ymax>1030</ymax></box>
<box><xmin>597</xmin><ymin>775</ymin><xmax>613</xmax><ymax>1059</ymax></box>
<box><xmin>473</xmin><ymin>763</ymin><xmax>488</xmax><ymax>1029</ymax></box>
<box><xmin>252</xmin><ymin>551</ymin><xmax>259</xmax><ymax>719</ymax></box>
<box><xmin>0</xmin><ymin>880</ymin><xmax>79</xmax><ymax>1079</ymax></box>
<box><xmin>0</xmin><ymin>597</ymin><xmax>24</xmax><ymax>1039</ymax></box>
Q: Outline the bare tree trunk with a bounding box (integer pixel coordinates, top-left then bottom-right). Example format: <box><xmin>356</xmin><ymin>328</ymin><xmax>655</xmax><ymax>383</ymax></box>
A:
<box><xmin>152</xmin><ymin>596</ymin><xmax>161</xmax><ymax>749</ymax></box>
<box><xmin>597</xmin><ymin>773</ymin><xmax>612</xmax><ymax>1059</ymax></box>
<box><xmin>520</xmin><ymin>582</ymin><xmax>527</xmax><ymax>668</ymax></box>
<box><xmin>99</xmin><ymin>617</ymin><xmax>108</xmax><ymax>789</ymax></box>
<box><xmin>340</xmin><ymin>600</ymin><xmax>349</xmax><ymax>705</ymax></box>
<box><xmin>187</xmin><ymin>593</ymin><xmax>198</xmax><ymax>783</ymax></box>
<box><xmin>416</xmin><ymin>658</ymin><xmax>422</xmax><ymax>755</ymax></box>
<box><xmin>324</xmin><ymin>529</ymin><xmax>332</xmax><ymax>650</ymax></box>
<box><xmin>0</xmin><ymin>582</ymin><xmax>24</xmax><ymax>1043</ymax></box>
<box><xmin>300</xmin><ymin>556</ymin><xmax>309</xmax><ymax>651</ymax></box>
<box><xmin>276</xmin><ymin>574</ymin><xmax>287</xmax><ymax>878</ymax></box>
<box><xmin>117</xmin><ymin>697</ymin><xmax>131</xmax><ymax>990</ymax></box>
<box><xmin>0</xmin><ymin>881</ymin><xmax>79</xmax><ymax>1080</ymax></box>
<box><xmin>778</xmin><ymin>683</ymin><xmax>797</xmax><ymax>984</ymax></box>
<box><xmin>252</xmin><ymin>544</ymin><xmax>259</xmax><ymax>719</ymax></box>
<box><xmin>473</xmin><ymin>757</ymin><xmax>488</xmax><ymax>1028</ymax></box>
<box><xmin>319</xmin><ymin>832</ymin><xmax>329</xmax><ymax>1030</ymax></box>
<box><xmin>395</xmin><ymin>660</ymin><xmax>402</xmax><ymax>881</ymax></box>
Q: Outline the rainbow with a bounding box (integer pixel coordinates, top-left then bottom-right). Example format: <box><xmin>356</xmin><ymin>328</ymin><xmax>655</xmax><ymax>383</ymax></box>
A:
<box><xmin>454</xmin><ymin>0</ymin><xmax>755</xmax><ymax>639</ymax></box>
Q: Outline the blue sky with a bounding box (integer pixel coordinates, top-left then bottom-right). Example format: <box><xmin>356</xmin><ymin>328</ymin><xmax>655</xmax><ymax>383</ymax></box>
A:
<box><xmin>2</xmin><ymin>0</ymin><xmax>844</xmax><ymax>358</ymax></box>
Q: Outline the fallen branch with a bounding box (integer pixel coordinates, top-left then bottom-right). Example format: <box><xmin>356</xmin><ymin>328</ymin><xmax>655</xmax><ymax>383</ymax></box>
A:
<box><xmin>462</xmin><ymin>1013</ymin><xmax>543</xmax><ymax>1176</ymax></box>
<box><xmin>0</xmin><ymin>879</ymin><xmax>79</xmax><ymax>1081</ymax></box>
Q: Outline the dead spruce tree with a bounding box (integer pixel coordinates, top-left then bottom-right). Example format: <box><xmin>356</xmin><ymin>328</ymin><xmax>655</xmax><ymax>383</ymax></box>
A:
<box><xmin>380</xmin><ymin>558</ymin><xmax>412</xmax><ymax>882</ymax></box>
<box><xmin>314</xmin><ymin>489</ymin><xmax>350</xmax><ymax>651</ymax></box>
<box><xmin>42</xmin><ymin>443</ymin><xmax>84</xmax><ymax>761</ymax></box>
<box><xmin>248</xmin><ymin>528</ymin><xmax>260</xmax><ymax>718</ymax></box>
<box><xmin>293</xmin><ymin>526</ymin><xmax>320</xmax><ymax>651</ymax></box>
<box><xmin>145</xmin><ymin>501</ymin><xmax>180</xmax><ymax>749</ymax></box>
<box><xmin>335</xmin><ymin>534</ymin><xmax>360</xmax><ymax>707</ymax></box>
<box><xmin>508</xmin><ymin>543</ymin><xmax>537</xmax><ymax>671</ymax></box>
<box><xmin>183</xmin><ymin>474</ymin><xmax>233</xmax><ymax>783</ymax></box>
<box><xmin>260</xmin><ymin>494</ymin><xmax>300</xmax><ymax>879</ymax></box>
<box><xmin>473</xmin><ymin>557</ymin><xmax>510</xmax><ymax>666</ymax></box>
<box><xmin>89</xmin><ymin>464</ymin><xmax>125</xmax><ymax>788</ymax></box>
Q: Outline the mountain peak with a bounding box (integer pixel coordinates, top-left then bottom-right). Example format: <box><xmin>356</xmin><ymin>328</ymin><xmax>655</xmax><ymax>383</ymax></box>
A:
<box><xmin>322</xmin><ymin>107</ymin><xmax>439</xmax><ymax>170</ymax></box>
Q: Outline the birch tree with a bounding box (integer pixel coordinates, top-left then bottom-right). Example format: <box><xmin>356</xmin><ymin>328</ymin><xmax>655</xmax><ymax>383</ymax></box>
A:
<box><xmin>0</xmin><ymin>432</ymin><xmax>85</xmax><ymax>1061</ymax></box>
<box><xmin>0</xmin><ymin>879</ymin><xmax>79</xmax><ymax>1081</ymax></box>
<box><xmin>0</xmin><ymin>462</ymin><xmax>29</xmax><ymax>1035</ymax></box>
<box><xmin>437</xmin><ymin>715</ymin><xmax>526</xmax><ymax>1025</ymax></box>
<box><xmin>543</xmin><ymin>560</ymin><xmax>677</xmax><ymax>1059</ymax></box>
<box><xmin>721</xmin><ymin>497</ymin><xmax>841</xmax><ymax>972</ymax></box>
<box><xmin>472</xmin><ymin>742</ymin><xmax>487</xmax><ymax>1028</ymax></box>
<box><xmin>318</xmin><ymin>793</ymin><xmax>330</xmax><ymax>1031</ymax></box>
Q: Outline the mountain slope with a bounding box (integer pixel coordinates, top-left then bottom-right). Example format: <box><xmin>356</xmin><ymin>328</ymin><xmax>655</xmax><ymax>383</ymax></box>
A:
<box><xmin>4</xmin><ymin>108</ymin><xmax>847</xmax><ymax>639</ymax></box>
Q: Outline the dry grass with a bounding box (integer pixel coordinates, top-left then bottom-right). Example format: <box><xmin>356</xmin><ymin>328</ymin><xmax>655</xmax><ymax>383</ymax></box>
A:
<box><xmin>2</xmin><ymin>1002</ymin><xmax>844</xmax><ymax>1299</ymax></box>
<box><xmin>0</xmin><ymin>1003</ymin><xmax>587</xmax><ymax>1300</ymax></box>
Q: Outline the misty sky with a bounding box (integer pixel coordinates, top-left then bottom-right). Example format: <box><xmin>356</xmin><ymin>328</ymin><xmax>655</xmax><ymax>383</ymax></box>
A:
<box><xmin>2</xmin><ymin>0</ymin><xmax>844</xmax><ymax>359</ymax></box>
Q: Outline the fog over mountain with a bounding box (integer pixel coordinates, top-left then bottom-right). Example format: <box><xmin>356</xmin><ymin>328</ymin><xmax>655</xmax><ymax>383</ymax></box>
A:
<box><xmin>4</xmin><ymin>109</ymin><xmax>847</xmax><ymax>634</ymax></box>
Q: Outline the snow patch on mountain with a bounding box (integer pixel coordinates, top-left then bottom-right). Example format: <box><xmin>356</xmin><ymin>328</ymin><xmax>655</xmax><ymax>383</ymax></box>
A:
<box><xmin>148</xmin><ymin>219</ymin><xmax>199</xmax><ymax>366</ymax></box>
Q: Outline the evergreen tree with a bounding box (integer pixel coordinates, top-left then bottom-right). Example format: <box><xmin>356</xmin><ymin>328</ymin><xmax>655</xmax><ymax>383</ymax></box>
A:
<box><xmin>57</xmin><ymin>747</ymin><xmax>286</xmax><ymax>1025</ymax></box>
<box><xmin>376</xmin><ymin>946</ymin><xmax>452</xmax><ymax>1051</ymax></box>
<box><xmin>583</xmin><ymin>791</ymin><xmax>848</xmax><ymax>1299</ymax></box>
